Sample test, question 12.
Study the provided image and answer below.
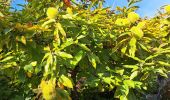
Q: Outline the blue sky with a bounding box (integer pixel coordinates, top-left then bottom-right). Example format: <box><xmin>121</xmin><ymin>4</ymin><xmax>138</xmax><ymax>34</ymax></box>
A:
<box><xmin>105</xmin><ymin>0</ymin><xmax>170</xmax><ymax>17</ymax></box>
<box><xmin>12</xmin><ymin>0</ymin><xmax>170</xmax><ymax>17</ymax></box>
<box><xmin>11</xmin><ymin>0</ymin><xmax>26</xmax><ymax>10</ymax></box>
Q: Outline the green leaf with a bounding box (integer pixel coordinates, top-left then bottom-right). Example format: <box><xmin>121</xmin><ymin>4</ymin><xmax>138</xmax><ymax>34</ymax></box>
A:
<box><xmin>155</xmin><ymin>69</ymin><xmax>168</xmax><ymax>78</ymax></box>
<box><xmin>138</xmin><ymin>42</ymin><xmax>150</xmax><ymax>52</ymax></box>
<box><xmin>130</xmin><ymin>71</ymin><xmax>138</xmax><ymax>80</ymax></box>
<box><xmin>70</xmin><ymin>50</ymin><xmax>85</xmax><ymax>68</ymax></box>
<box><xmin>42</xmin><ymin>53</ymin><xmax>50</xmax><ymax>62</ymax></box>
<box><xmin>4</xmin><ymin>28</ymin><xmax>13</xmax><ymax>35</ymax></box>
<box><xmin>57</xmin><ymin>51</ymin><xmax>73</xmax><ymax>59</ymax></box>
<box><xmin>53</xmin><ymin>28</ymin><xmax>60</xmax><ymax>46</ymax></box>
<box><xmin>112</xmin><ymin>38</ymin><xmax>129</xmax><ymax>52</ymax></box>
<box><xmin>85</xmin><ymin>76</ymin><xmax>100</xmax><ymax>88</ymax></box>
<box><xmin>123</xmin><ymin>65</ymin><xmax>139</xmax><ymax>72</ymax></box>
<box><xmin>44</xmin><ymin>53</ymin><xmax>53</xmax><ymax>73</ymax></box>
<box><xmin>61</xmin><ymin>19</ymin><xmax>76</xmax><ymax>27</ymax></box>
<box><xmin>0</xmin><ymin>56</ymin><xmax>14</xmax><ymax>62</ymax></box>
<box><xmin>18</xmin><ymin>69</ymin><xmax>26</xmax><ymax>83</ymax></box>
<box><xmin>24</xmin><ymin>64</ymin><xmax>33</xmax><ymax>72</ymax></box>
<box><xmin>134</xmin><ymin>81</ymin><xmax>143</xmax><ymax>89</ymax></box>
<box><xmin>114</xmin><ymin>85</ymin><xmax>129</xmax><ymax>98</ymax></box>
<box><xmin>59</xmin><ymin>75</ymin><xmax>73</xmax><ymax>88</ymax></box>
<box><xmin>88</xmin><ymin>53</ymin><xmax>100</xmax><ymax>69</ymax></box>
<box><xmin>120</xmin><ymin>95</ymin><xmax>128</xmax><ymax>100</ymax></box>
<box><xmin>126</xmin><ymin>54</ymin><xmax>144</xmax><ymax>63</ymax></box>
<box><xmin>102</xmin><ymin>77</ymin><xmax>113</xmax><ymax>84</ymax></box>
<box><xmin>158</xmin><ymin>61</ymin><xmax>170</xmax><ymax>67</ymax></box>
<box><xmin>145</xmin><ymin>49</ymin><xmax>170</xmax><ymax>61</ymax></box>
<box><xmin>56</xmin><ymin>88</ymin><xmax>71</xmax><ymax>100</ymax></box>
<box><xmin>0</xmin><ymin>62</ymin><xmax>17</xmax><ymax>70</ymax></box>
<box><xmin>115</xmin><ymin>68</ymin><xmax>125</xmax><ymax>75</ymax></box>
<box><xmin>145</xmin><ymin>54</ymin><xmax>159</xmax><ymax>61</ymax></box>
<box><xmin>77</xmin><ymin>43</ymin><xmax>91</xmax><ymax>52</ymax></box>
<box><xmin>140</xmin><ymin>72</ymin><xmax>149</xmax><ymax>81</ymax></box>
<box><xmin>127</xmin><ymin>90</ymin><xmax>137</xmax><ymax>100</ymax></box>
<box><xmin>77</xmin><ymin>35</ymin><xmax>86</xmax><ymax>40</ymax></box>
<box><xmin>123</xmin><ymin>80</ymin><xmax>135</xmax><ymax>88</ymax></box>
<box><xmin>59</xmin><ymin>38</ymin><xmax>74</xmax><ymax>50</ymax></box>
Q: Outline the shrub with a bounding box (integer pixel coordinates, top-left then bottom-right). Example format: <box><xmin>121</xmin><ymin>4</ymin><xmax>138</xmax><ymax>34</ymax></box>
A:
<box><xmin>0</xmin><ymin>0</ymin><xmax>170</xmax><ymax>99</ymax></box>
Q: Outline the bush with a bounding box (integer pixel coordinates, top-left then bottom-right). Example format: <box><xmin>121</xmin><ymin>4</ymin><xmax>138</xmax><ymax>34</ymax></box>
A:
<box><xmin>0</xmin><ymin>0</ymin><xmax>170</xmax><ymax>99</ymax></box>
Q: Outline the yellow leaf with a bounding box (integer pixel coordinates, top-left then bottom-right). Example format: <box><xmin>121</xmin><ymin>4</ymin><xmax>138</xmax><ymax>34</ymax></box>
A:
<box><xmin>164</xmin><ymin>5</ymin><xmax>170</xmax><ymax>14</ymax></box>
<box><xmin>128</xmin><ymin>12</ymin><xmax>140</xmax><ymax>23</ymax></box>
<box><xmin>31</xmin><ymin>61</ymin><xmax>37</xmax><ymax>66</ymax></box>
<box><xmin>26</xmin><ymin>72</ymin><xmax>32</xmax><ymax>78</ymax></box>
<box><xmin>47</xmin><ymin>7</ymin><xmax>58</xmax><ymax>19</ymax></box>
<box><xmin>129</xmin><ymin>37</ymin><xmax>136</xmax><ymax>47</ymax></box>
<box><xmin>42</xmin><ymin>19</ymin><xmax>55</xmax><ymax>28</ymax></box>
<box><xmin>22</xmin><ymin>36</ymin><xmax>26</xmax><ymax>44</ymax></box>
<box><xmin>115</xmin><ymin>18</ymin><xmax>130</xmax><ymax>26</ymax></box>
<box><xmin>44</xmin><ymin>46</ymin><xmax>50</xmax><ymax>51</ymax></box>
<box><xmin>56</xmin><ymin>23</ymin><xmax>66</xmax><ymax>38</ymax></box>
<box><xmin>40</xmin><ymin>80</ymin><xmax>56</xmax><ymax>100</ymax></box>
<box><xmin>59</xmin><ymin>75</ymin><xmax>73</xmax><ymax>88</ymax></box>
<box><xmin>130</xmin><ymin>26</ymin><xmax>143</xmax><ymax>39</ymax></box>
<box><xmin>137</xmin><ymin>21</ymin><xmax>146</xmax><ymax>29</ymax></box>
<box><xmin>129</xmin><ymin>37</ymin><xmax>137</xmax><ymax>57</ymax></box>
<box><xmin>121</xmin><ymin>45</ymin><xmax>127</xmax><ymax>54</ymax></box>
<box><xmin>53</xmin><ymin>28</ymin><xmax>60</xmax><ymax>45</ymax></box>
<box><xmin>67</xmin><ymin>7</ymin><xmax>73</xmax><ymax>15</ymax></box>
<box><xmin>16</xmin><ymin>36</ymin><xmax>26</xmax><ymax>45</ymax></box>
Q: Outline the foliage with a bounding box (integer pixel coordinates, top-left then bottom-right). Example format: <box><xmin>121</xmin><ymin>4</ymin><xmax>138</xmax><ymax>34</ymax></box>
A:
<box><xmin>0</xmin><ymin>0</ymin><xmax>170</xmax><ymax>100</ymax></box>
